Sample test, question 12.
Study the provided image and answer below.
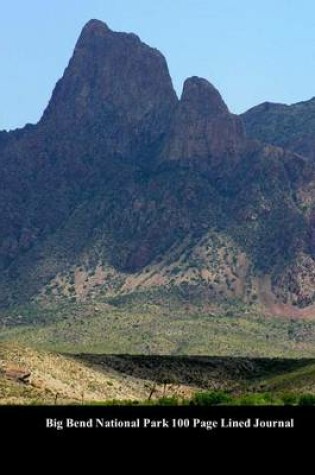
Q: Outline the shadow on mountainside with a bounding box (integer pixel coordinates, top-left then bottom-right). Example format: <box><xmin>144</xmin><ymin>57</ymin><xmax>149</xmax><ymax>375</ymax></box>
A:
<box><xmin>73</xmin><ymin>354</ymin><xmax>315</xmax><ymax>389</ymax></box>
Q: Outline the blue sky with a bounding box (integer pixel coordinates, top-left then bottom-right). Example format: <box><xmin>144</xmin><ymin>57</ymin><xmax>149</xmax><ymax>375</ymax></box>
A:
<box><xmin>1</xmin><ymin>0</ymin><xmax>315</xmax><ymax>130</ymax></box>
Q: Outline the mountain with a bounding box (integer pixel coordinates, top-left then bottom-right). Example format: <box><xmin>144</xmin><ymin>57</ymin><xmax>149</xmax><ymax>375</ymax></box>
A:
<box><xmin>1</xmin><ymin>19</ymin><xmax>315</xmax><ymax>318</ymax></box>
<box><xmin>242</xmin><ymin>98</ymin><xmax>315</xmax><ymax>162</ymax></box>
<box><xmin>0</xmin><ymin>19</ymin><xmax>177</xmax><ymax>271</ymax></box>
<box><xmin>160</xmin><ymin>76</ymin><xmax>245</xmax><ymax>164</ymax></box>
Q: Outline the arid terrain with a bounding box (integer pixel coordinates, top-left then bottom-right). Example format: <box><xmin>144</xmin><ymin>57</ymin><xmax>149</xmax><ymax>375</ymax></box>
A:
<box><xmin>1</xmin><ymin>20</ymin><xmax>315</xmax><ymax>406</ymax></box>
<box><xmin>1</xmin><ymin>342</ymin><xmax>315</xmax><ymax>405</ymax></box>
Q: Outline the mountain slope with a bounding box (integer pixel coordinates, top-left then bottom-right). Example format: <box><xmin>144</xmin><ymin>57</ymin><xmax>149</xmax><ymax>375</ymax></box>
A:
<box><xmin>1</xmin><ymin>343</ymin><xmax>314</xmax><ymax>404</ymax></box>
<box><xmin>242</xmin><ymin>98</ymin><xmax>315</xmax><ymax>161</ymax></box>
<box><xmin>0</xmin><ymin>19</ymin><xmax>177</xmax><ymax>272</ymax></box>
<box><xmin>0</xmin><ymin>342</ymin><xmax>158</xmax><ymax>403</ymax></box>
<box><xmin>1</xmin><ymin>19</ymin><xmax>315</xmax><ymax>316</ymax></box>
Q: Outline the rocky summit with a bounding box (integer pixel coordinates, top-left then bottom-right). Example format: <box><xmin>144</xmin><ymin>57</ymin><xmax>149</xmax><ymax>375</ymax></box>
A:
<box><xmin>160</xmin><ymin>76</ymin><xmax>245</xmax><ymax>164</ymax></box>
<box><xmin>1</xmin><ymin>19</ymin><xmax>315</xmax><ymax>318</ymax></box>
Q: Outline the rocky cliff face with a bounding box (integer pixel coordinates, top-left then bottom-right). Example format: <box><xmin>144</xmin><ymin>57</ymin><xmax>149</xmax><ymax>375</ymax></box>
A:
<box><xmin>41</xmin><ymin>20</ymin><xmax>177</xmax><ymax>157</ymax></box>
<box><xmin>242</xmin><ymin>96</ymin><xmax>315</xmax><ymax>294</ymax></box>
<box><xmin>0</xmin><ymin>19</ymin><xmax>177</xmax><ymax>271</ymax></box>
<box><xmin>1</xmin><ymin>19</ymin><xmax>315</xmax><ymax>313</ymax></box>
<box><xmin>161</xmin><ymin>76</ymin><xmax>244</xmax><ymax>165</ymax></box>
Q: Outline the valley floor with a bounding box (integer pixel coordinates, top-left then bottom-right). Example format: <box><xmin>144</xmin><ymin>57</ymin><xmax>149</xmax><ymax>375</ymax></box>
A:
<box><xmin>1</xmin><ymin>299</ymin><xmax>315</xmax><ymax>357</ymax></box>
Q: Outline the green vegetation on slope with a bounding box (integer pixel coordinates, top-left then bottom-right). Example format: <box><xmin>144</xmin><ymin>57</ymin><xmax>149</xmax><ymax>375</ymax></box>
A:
<box><xmin>242</xmin><ymin>98</ymin><xmax>315</xmax><ymax>160</ymax></box>
<box><xmin>1</xmin><ymin>300</ymin><xmax>315</xmax><ymax>357</ymax></box>
<box><xmin>1</xmin><ymin>343</ymin><xmax>315</xmax><ymax>405</ymax></box>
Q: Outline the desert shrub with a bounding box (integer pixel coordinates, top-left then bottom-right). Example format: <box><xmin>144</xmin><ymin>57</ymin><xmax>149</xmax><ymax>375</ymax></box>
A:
<box><xmin>298</xmin><ymin>394</ymin><xmax>315</xmax><ymax>406</ymax></box>
<box><xmin>192</xmin><ymin>391</ymin><xmax>232</xmax><ymax>405</ymax></box>
<box><xmin>281</xmin><ymin>393</ymin><xmax>298</xmax><ymax>405</ymax></box>
<box><xmin>157</xmin><ymin>396</ymin><xmax>179</xmax><ymax>406</ymax></box>
<box><xmin>237</xmin><ymin>393</ymin><xmax>275</xmax><ymax>405</ymax></box>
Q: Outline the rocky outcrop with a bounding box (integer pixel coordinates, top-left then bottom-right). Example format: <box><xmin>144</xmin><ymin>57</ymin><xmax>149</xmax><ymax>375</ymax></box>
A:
<box><xmin>161</xmin><ymin>76</ymin><xmax>245</xmax><ymax>165</ymax></box>
<box><xmin>41</xmin><ymin>19</ymin><xmax>177</xmax><ymax>159</ymax></box>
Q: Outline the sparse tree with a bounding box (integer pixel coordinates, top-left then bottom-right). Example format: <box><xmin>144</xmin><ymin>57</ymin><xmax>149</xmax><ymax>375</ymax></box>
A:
<box><xmin>147</xmin><ymin>382</ymin><xmax>157</xmax><ymax>401</ymax></box>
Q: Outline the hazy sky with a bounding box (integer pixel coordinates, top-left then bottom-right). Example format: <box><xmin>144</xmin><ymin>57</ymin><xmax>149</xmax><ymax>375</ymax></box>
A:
<box><xmin>1</xmin><ymin>0</ymin><xmax>315</xmax><ymax>130</ymax></box>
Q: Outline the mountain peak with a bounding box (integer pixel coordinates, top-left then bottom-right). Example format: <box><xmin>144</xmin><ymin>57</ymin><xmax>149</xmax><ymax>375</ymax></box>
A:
<box><xmin>74</xmin><ymin>19</ymin><xmax>112</xmax><ymax>51</ymax></box>
<box><xmin>181</xmin><ymin>76</ymin><xmax>229</xmax><ymax>116</ymax></box>
<box><xmin>160</xmin><ymin>76</ymin><xmax>244</xmax><ymax>163</ymax></box>
<box><xmin>40</xmin><ymin>18</ymin><xmax>177</xmax><ymax>160</ymax></box>
<box><xmin>80</xmin><ymin>19</ymin><xmax>111</xmax><ymax>36</ymax></box>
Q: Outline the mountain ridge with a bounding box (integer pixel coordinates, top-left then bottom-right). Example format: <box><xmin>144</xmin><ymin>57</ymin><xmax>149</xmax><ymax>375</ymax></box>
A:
<box><xmin>1</xmin><ymin>19</ymin><xmax>315</xmax><ymax>318</ymax></box>
<box><xmin>242</xmin><ymin>96</ymin><xmax>315</xmax><ymax>162</ymax></box>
